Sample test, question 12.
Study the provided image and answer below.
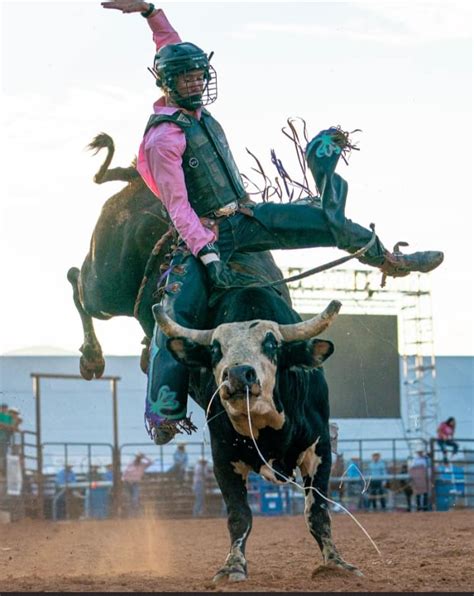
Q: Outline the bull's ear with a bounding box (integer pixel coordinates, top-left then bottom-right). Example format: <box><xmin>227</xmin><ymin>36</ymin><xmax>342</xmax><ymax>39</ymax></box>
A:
<box><xmin>280</xmin><ymin>338</ymin><xmax>334</xmax><ymax>369</ymax></box>
<box><xmin>310</xmin><ymin>339</ymin><xmax>334</xmax><ymax>366</ymax></box>
<box><xmin>166</xmin><ymin>337</ymin><xmax>212</xmax><ymax>369</ymax></box>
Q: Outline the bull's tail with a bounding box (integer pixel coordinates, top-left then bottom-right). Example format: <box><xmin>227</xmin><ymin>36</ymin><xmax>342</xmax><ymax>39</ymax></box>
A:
<box><xmin>87</xmin><ymin>132</ymin><xmax>139</xmax><ymax>185</ymax></box>
<box><xmin>67</xmin><ymin>266</ymin><xmax>80</xmax><ymax>285</ymax></box>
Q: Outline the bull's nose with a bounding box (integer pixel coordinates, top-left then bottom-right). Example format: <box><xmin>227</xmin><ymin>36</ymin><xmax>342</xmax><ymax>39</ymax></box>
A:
<box><xmin>225</xmin><ymin>365</ymin><xmax>257</xmax><ymax>387</ymax></box>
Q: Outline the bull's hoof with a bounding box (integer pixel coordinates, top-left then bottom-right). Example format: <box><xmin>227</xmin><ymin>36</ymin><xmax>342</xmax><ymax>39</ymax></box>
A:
<box><xmin>212</xmin><ymin>563</ymin><xmax>247</xmax><ymax>584</ymax></box>
<box><xmin>330</xmin><ymin>561</ymin><xmax>363</xmax><ymax>577</ymax></box>
<box><xmin>330</xmin><ymin>556</ymin><xmax>363</xmax><ymax>576</ymax></box>
<box><xmin>79</xmin><ymin>355</ymin><xmax>105</xmax><ymax>380</ymax></box>
<box><xmin>313</xmin><ymin>559</ymin><xmax>363</xmax><ymax>577</ymax></box>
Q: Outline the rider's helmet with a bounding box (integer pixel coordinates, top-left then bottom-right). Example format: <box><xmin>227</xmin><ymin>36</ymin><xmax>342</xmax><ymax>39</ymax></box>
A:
<box><xmin>152</xmin><ymin>42</ymin><xmax>217</xmax><ymax>110</ymax></box>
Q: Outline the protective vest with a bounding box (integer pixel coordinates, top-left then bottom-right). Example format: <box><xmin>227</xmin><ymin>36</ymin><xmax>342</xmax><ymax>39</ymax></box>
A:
<box><xmin>144</xmin><ymin>109</ymin><xmax>247</xmax><ymax>216</ymax></box>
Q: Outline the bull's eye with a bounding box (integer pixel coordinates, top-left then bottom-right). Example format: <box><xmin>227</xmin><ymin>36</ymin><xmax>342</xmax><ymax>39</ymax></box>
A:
<box><xmin>210</xmin><ymin>340</ymin><xmax>223</xmax><ymax>366</ymax></box>
<box><xmin>262</xmin><ymin>332</ymin><xmax>279</xmax><ymax>363</ymax></box>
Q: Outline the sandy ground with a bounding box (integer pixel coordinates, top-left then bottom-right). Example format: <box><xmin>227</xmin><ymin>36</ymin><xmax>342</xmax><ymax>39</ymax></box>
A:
<box><xmin>0</xmin><ymin>510</ymin><xmax>473</xmax><ymax>592</ymax></box>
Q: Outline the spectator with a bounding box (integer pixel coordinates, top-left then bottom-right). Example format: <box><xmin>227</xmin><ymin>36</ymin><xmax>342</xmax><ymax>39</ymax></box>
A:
<box><xmin>437</xmin><ymin>417</ymin><xmax>459</xmax><ymax>464</ymax></box>
<box><xmin>409</xmin><ymin>449</ymin><xmax>430</xmax><ymax>511</ymax></box>
<box><xmin>193</xmin><ymin>458</ymin><xmax>209</xmax><ymax>517</ymax></box>
<box><xmin>26</xmin><ymin>470</ymin><xmax>56</xmax><ymax>519</ymax></box>
<box><xmin>0</xmin><ymin>404</ymin><xmax>13</xmax><ymax>477</ymax></box>
<box><xmin>102</xmin><ymin>463</ymin><xmax>115</xmax><ymax>517</ymax></box>
<box><xmin>0</xmin><ymin>403</ymin><xmax>13</xmax><ymax>427</ymax></box>
<box><xmin>88</xmin><ymin>465</ymin><xmax>102</xmax><ymax>482</ymax></box>
<box><xmin>329</xmin><ymin>422</ymin><xmax>339</xmax><ymax>455</ymax></box>
<box><xmin>330</xmin><ymin>453</ymin><xmax>345</xmax><ymax>508</ymax></box>
<box><xmin>168</xmin><ymin>444</ymin><xmax>188</xmax><ymax>482</ymax></box>
<box><xmin>122</xmin><ymin>452</ymin><xmax>152</xmax><ymax>516</ymax></box>
<box><xmin>103</xmin><ymin>463</ymin><xmax>114</xmax><ymax>482</ymax></box>
<box><xmin>55</xmin><ymin>464</ymin><xmax>77</xmax><ymax>520</ymax></box>
<box><xmin>346</xmin><ymin>457</ymin><xmax>367</xmax><ymax>510</ymax></box>
<box><xmin>367</xmin><ymin>452</ymin><xmax>387</xmax><ymax>511</ymax></box>
<box><xmin>399</xmin><ymin>463</ymin><xmax>413</xmax><ymax>512</ymax></box>
<box><xmin>55</xmin><ymin>463</ymin><xmax>76</xmax><ymax>486</ymax></box>
<box><xmin>8</xmin><ymin>407</ymin><xmax>22</xmax><ymax>431</ymax></box>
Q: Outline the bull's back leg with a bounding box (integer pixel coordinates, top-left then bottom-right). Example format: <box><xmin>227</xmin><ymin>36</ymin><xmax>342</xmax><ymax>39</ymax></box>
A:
<box><xmin>302</xmin><ymin>438</ymin><xmax>361</xmax><ymax>576</ymax></box>
<box><xmin>67</xmin><ymin>267</ymin><xmax>105</xmax><ymax>380</ymax></box>
<box><xmin>211</xmin><ymin>455</ymin><xmax>253</xmax><ymax>584</ymax></box>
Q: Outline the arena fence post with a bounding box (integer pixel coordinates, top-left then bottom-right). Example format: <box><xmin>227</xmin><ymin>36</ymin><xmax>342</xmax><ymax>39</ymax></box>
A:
<box><xmin>429</xmin><ymin>437</ymin><xmax>436</xmax><ymax>509</ymax></box>
<box><xmin>111</xmin><ymin>377</ymin><xmax>122</xmax><ymax>518</ymax></box>
<box><xmin>31</xmin><ymin>374</ymin><xmax>44</xmax><ymax>520</ymax></box>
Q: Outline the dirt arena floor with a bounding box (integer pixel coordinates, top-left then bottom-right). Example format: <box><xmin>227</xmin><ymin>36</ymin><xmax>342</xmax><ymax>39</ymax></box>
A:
<box><xmin>0</xmin><ymin>510</ymin><xmax>472</xmax><ymax>593</ymax></box>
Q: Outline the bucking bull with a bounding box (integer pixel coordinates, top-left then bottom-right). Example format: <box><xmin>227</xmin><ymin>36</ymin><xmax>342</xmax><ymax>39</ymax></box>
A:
<box><xmin>68</xmin><ymin>134</ymin><xmax>360</xmax><ymax>581</ymax></box>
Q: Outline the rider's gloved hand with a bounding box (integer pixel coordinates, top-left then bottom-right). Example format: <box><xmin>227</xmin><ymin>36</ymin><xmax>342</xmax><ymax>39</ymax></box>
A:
<box><xmin>198</xmin><ymin>243</ymin><xmax>254</xmax><ymax>289</ymax></box>
<box><xmin>101</xmin><ymin>1</ymin><xmax>155</xmax><ymax>16</ymax></box>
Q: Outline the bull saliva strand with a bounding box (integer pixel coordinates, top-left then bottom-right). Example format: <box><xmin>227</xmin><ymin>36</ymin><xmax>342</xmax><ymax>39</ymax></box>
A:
<box><xmin>244</xmin><ymin>387</ymin><xmax>382</xmax><ymax>560</ymax></box>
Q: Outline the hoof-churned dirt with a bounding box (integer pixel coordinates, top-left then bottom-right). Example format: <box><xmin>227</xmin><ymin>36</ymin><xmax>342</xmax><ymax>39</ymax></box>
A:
<box><xmin>0</xmin><ymin>510</ymin><xmax>472</xmax><ymax>592</ymax></box>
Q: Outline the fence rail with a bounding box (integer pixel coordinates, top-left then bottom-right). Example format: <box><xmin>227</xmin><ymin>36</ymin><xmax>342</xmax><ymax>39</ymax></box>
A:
<box><xmin>1</xmin><ymin>435</ymin><xmax>473</xmax><ymax>522</ymax></box>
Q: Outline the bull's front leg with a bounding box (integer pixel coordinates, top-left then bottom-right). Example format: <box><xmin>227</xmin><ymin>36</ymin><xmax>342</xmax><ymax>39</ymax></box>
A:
<box><xmin>303</xmin><ymin>438</ymin><xmax>362</xmax><ymax>576</ymax></box>
<box><xmin>212</xmin><ymin>459</ymin><xmax>253</xmax><ymax>584</ymax></box>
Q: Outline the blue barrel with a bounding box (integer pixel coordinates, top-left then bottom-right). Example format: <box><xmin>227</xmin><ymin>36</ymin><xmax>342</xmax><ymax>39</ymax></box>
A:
<box><xmin>260</xmin><ymin>488</ymin><xmax>284</xmax><ymax>515</ymax></box>
<box><xmin>87</xmin><ymin>486</ymin><xmax>110</xmax><ymax>519</ymax></box>
<box><xmin>435</xmin><ymin>465</ymin><xmax>464</xmax><ymax>511</ymax></box>
<box><xmin>247</xmin><ymin>472</ymin><xmax>289</xmax><ymax>515</ymax></box>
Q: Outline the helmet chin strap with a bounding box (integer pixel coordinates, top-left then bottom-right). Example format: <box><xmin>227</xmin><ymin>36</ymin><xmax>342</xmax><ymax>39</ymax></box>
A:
<box><xmin>173</xmin><ymin>93</ymin><xmax>203</xmax><ymax>111</ymax></box>
<box><xmin>164</xmin><ymin>83</ymin><xmax>204</xmax><ymax>110</ymax></box>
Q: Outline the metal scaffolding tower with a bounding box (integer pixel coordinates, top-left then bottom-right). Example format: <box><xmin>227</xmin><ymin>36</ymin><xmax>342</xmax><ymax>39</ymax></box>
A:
<box><xmin>280</xmin><ymin>266</ymin><xmax>439</xmax><ymax>446</ymax></box>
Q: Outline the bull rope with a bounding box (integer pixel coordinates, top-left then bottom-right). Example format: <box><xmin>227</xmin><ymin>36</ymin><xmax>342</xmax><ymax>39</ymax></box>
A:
<box><xmin>133</xmin><ymin>227</ymin><xmax>176</xmax><ymax>320</ymax></box>
<box><xmin>243</xmin><ymin>387</ymin><xmax>382</xmax><ymax>560</ymax></box>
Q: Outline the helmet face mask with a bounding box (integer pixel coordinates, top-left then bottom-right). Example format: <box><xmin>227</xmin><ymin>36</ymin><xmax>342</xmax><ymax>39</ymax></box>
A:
<box><xmin>153</xmin><ymin>42</ymin><xmax>217</xmax><ymax>110</ymax></box>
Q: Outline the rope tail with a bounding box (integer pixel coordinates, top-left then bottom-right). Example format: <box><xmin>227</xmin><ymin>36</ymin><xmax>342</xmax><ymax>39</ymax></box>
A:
<box><xmin>133</xmin><ymin>227</ymin><xmax>176</xmax><ymax>319</ymax></box>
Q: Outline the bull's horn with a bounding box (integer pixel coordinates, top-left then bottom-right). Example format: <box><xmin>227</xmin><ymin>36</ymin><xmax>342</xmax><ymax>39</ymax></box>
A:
<box><xmin>152</xmin><ymin>304</ymin><xmax>214</xmax><ymax>345</ymax></box>
<box><xmin>278</xmin><ymin>300</ymin><xmax>341</xmax><ymax>342</ymax></box>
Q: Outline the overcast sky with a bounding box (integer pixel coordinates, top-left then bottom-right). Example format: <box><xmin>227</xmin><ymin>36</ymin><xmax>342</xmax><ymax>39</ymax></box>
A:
<box><xmin>1</xmin><ymin>0</ymin><xmax>472</xmax><ymax>357</ymax></box>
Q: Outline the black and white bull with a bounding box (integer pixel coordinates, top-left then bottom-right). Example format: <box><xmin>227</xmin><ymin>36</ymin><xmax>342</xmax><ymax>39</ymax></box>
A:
<box><xmin>67</xmin><ymin>133</ymin><xmax>289</xmax><ymax>379</ymax></box>
<box><xmin>153</xmin><ymin>287</ymin><xmax>361</xmax><ymax>583</ymax></box>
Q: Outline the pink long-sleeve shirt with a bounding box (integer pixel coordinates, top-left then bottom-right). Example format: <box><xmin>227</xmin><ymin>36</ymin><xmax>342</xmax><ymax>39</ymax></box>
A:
<box><xmin>437</xmin><ymin>421</ymin><xmax>454</xmax><ymax>440</ymax></box>
<box><xmin>136</xmin><ymin>9</ymin><xmax>216</xmax><ymax>256</ymax></box>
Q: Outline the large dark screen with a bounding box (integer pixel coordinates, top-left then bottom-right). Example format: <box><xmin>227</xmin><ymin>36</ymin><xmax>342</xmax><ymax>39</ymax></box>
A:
<box><xmin>302</xmin><ymin>314</ymin><xmax>400</xmax><ymax>418</ymax></box>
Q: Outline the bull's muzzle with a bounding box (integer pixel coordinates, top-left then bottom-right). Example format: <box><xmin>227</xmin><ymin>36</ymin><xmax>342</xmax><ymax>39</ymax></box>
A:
<box><xmin>221</xmin><ymin>365</ymin><xmax>261</xmax><ymax>400</ymax></box>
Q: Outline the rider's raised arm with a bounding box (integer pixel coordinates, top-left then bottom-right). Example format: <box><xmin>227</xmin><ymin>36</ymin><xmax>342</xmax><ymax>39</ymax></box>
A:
<box><xmin>102</xmin><ymin>0</ymin><xmax>214</xmax><ymax>256</ymax></box>
<box><xmin>101</xmin><ymin>1</ymin><xmax>181</xmax><ymax>50</ymax></box>
<box><xmin>147</xmin><ymin>7</ymin><xmax>181</xmax><ymax>50</ymax></box>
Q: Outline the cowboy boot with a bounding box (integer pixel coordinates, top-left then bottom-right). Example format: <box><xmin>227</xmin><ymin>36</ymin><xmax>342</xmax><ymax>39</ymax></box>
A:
<box><xmin>380</xmin><ymin>242</ymin><xmax>444</xmax><ymax>286</ymax></box>
<box><xmin>306</xmin><ymin>127</ymin><xmax>347</xmax><ymax>191</ymax></box>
